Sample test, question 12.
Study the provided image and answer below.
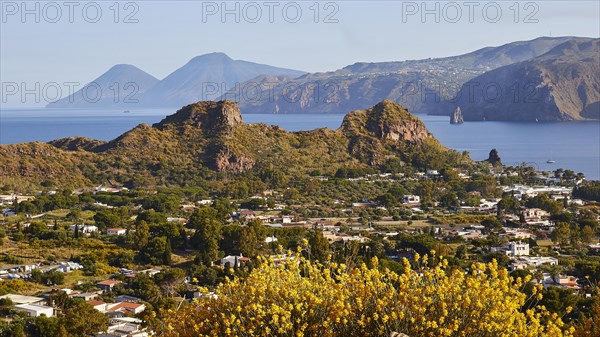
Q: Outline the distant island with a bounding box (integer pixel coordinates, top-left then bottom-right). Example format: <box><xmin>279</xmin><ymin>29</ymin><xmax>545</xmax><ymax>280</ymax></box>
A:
<box><xmin>455</xmin><ymin>38</ymin><xmax>600</xmax><ymax>121</ymax></box>
<box><xmin>45</xmin><ymin>37</ymin><xmax>599</xmax><ymax>122</ymax></box>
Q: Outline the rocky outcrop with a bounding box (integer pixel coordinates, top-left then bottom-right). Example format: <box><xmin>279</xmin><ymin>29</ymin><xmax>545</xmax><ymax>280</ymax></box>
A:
<box><xmin>450</xmin><ymin>106</ymin><xmax>464</xmax><ymax>124</ymax></box>
<box><xmin>486</xmin><ymin>149</ymin><xmax>502</xmax><ymax>166</ymax></box>
<box><xmin>340</xmin><ymin>100</ymin><xmax>436</xmax><ymax>165</ymax></box>
<box><xmin>49</xmin><ymin>137</ymin><xmax>106</xmax><ymax>152</ymax></box>
<box><xmin>343</xmin><ymin>100</ymin><xmax>432</xmax><ymax>144</ymax></box>
<box><xmin>214</xmin><ymin>149</ymin><xmax>256</xmax><ymax>173</ymax></box>
<box><xmin>154</xmin><ymin>100</ymin><xmax>243</xmax><ymax>134</ymax></box>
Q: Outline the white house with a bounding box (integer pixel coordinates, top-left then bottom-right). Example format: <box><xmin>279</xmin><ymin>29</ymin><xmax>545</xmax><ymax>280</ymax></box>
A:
<box><xmin>14</xmin><ymin>304</ymin><xmax>54</xmax><ymax>317</ymax></box>
<box><xmin>402</xmin><ymin>195</ymin><xmax>421</xmax><ymax>205</ymax></box>
<box><xmin>492</xmin><ymin>242</ymin><xmax>530</xmax><ymax>257</ymax></box>
<box><xmin>107</xmin><ymin>302</ymin><xmax>146</xmax><ymax>314</ymax></box>
<box><xmin>88</xmin><ymin>300</ymin><xmax>109</xmax><ymax>313</ymax></box>
<box><xmin>217</xmin><ymin>255</ymin><xmax>251</xmax><ymax>268</ymax></box>
<box><xmin>0</xmin><ymin>294</ymin><xmax>45</xmax><ymax>305</ymax></box>
<box><xmin>69</xmin><ymin>225</ymin><xmax>98</xmax><ymax>234</ymax></box>
<box><xmin>265</xmin><ymin>236</ymin><xmax>278</xmax><ymax>243</ymax></box>
<box><xmin>106</xmin><ymin>228</ymin><xmax>127</xmax><ymax>235</ymax></box>
<box><xmin>508</xmin><ymin>241</ymin><xmax>530</xmax><ymax>256</ymax></box>
<box><xmin>523</xmin><ymin>208</ymin><xmax>550</xmax><ymax>221</ymax></box>
<box><xmin>55</xmin><ymin>261</ymin><xmax>83</xmax><ymax>273</ymax></box>
<box><xmin>511</xmin><ymin>256</ymin><xmax>558</xmax><ymax>271</ymax></box>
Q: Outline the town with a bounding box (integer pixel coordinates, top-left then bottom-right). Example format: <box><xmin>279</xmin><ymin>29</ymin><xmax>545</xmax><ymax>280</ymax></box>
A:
<box><xmin>0</xmin><ymin>161</ymin><xmax>598</xmax><ymax>336</ymax></box>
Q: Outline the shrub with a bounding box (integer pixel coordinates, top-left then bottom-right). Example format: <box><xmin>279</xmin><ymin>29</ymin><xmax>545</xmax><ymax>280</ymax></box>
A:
<box><xmin>154</xmin><ymin>252</ymin><xmax>573</xmax><ymax>337</ymax></box>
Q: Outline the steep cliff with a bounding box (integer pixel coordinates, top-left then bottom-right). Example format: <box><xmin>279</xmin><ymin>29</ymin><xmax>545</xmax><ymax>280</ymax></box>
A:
<box><xmin>456</xmin><ymin>38</ymin><xmax>600</xmax><ymax>121</ymax></box>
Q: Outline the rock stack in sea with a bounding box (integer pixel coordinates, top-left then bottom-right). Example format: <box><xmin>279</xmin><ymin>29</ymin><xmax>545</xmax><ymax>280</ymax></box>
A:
<box><xmin>450</xmin><ymin>106</ymin><xmax>464</xmax><ymax>124</ymax></box>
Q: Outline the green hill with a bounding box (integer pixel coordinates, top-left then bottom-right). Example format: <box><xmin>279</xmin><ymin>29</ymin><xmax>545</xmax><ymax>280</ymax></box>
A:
<box><xmin>0</xmin><ymin>100</ymin><xmax>469</xmax><ymax>190</ymax></box>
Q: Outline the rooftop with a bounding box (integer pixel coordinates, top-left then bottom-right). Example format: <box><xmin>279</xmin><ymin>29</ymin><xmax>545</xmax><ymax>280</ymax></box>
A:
<box><xmin>0</xmin><ymin>294</ymin><xmax>44</xmax><ymax>305</ymax></box>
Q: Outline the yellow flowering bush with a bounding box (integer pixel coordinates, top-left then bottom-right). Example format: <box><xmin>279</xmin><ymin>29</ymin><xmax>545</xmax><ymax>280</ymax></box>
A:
<box><xmin>154</xmin><ymin>253</ymin><xmax>573</xmax><ymax>337</ymax></box>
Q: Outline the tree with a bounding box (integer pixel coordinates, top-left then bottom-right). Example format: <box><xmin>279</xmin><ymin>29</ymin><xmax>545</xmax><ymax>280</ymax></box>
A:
<box><xmin>455</xmin><ymin>245</ymin><xmax>468</xmax><ymax>259</ymax></box>
<box><xmin>155</xmin><ymin>268</ymin><xmax>186</xmax><ymax>298</ymax></box>
<box><xmin>163</xmin><ymin>239</ymin><xmax>172</xmax><ymax>265</ymax></box>
<box><xmin>551</xmin><ymin>222</ymin><xmax>571</xmax><ymax>246</ymax></box>
<box><xmin>137</xmin><ymin>209</ymin><xmax>167</xmax><ymax>224</ymax></box>
<box><xmin>213</xmin><ymin>198</ymin><xmax>234</xmax><ymax>221</ymax></box>
<box><xmin>526</xmin><ymin>194</ymin><xmax>563</xmax><ymax>215</ymax></box>
<box><xmin>569</xmin><ymin>223</ymin><xmax>581</xmax><ymax>247</ymax></box>
<box><xmin>141</xmin><ymin>237</ymin><xmax>170</xmax><ymax>265</ymax></box>
<box><xmin>25</xmin><ymin>316</ymin><xmax>64</xmax><ymax>337</ymax></box>
<box><xmin>65</xmin><ymin>208</ymin><xmax>81</xmax><ymax>222</ymax></box>
<box><xmin>562</xmin><ymin>170</ymin><xmax>576</xmax><ymax>181</ymax></box>
<box><xmin>481</xmin><ymin>218</ymin><xmax>503</xmax><ymax>232</ymax></box>
<box><xmin>308</xmin><ymin>230</ymin><xmax>330</xmax><ymax>262</ymax></box>
<box><xmin>60</xmin><ymin>298</ymin><xmax>108</xmax><ymax>337</ymax></box>
<box><xmin>573</xmin><ymin>296</ymin><xmax>600</xmax><ymax>337</ymax></box>
<box><xmin>189</xmin><ymin>208</ymin><xmax>223</xmax><ymax>265</ymax></box>
<box><xmin>581</xmin><ymin>225</ymin><xmax>595</xmax><ymax>244</ymax></box>
<box><xmin>93</xmin><ymin>210</ymin><xmax>120</xmax><ymax>230</ymax></box>
<box><xmin>132</xmin><ymin>220</ymin><xmax>150</xmax><ymax>250</ymax></box>
<box><xmin>239</xmin><ymin>220</ymin><xmax>267</xmax><ymax>257</ymax></box>
<box><xmin>439</xmin><ymin>191</ymin><xmax>459</xmax><ymax>209</ymax></box>
<box><xmin>220</xmin><ymin>225</ymin><xmax>243</xmax><ymax>255</ymax></box>
<box><xmin>539</xmin><ymin>287</ymin><xmax>581</xmax><ymax>315</ymax></box>
<box><xmin>483</xmin><ymin>252</ymin><xmax>510</xmax><ymax>266</ymax></box>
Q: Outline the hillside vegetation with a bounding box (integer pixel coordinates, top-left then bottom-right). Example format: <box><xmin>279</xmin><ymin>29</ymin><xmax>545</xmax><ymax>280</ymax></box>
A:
<box><xmin>0</xmin><ymin>100</ymin><xmax>469</xmax><ymax>190</ymax></box>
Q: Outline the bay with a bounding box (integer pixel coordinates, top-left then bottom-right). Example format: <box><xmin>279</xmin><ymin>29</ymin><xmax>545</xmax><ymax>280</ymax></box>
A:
<box><xmin>1</xmin><ymin>108</ymin><xmax>598</xmax><ymax>180</ymax></box>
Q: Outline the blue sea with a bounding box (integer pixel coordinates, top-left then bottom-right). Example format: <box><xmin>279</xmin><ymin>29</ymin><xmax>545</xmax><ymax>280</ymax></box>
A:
<box><xmin>1</xmin><ymin>108</ymin><xmax>599</xmax><ymax>180</ymax></box>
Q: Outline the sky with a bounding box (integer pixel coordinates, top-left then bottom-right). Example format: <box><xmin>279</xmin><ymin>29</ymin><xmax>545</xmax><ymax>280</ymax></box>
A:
<box><xmin>1</xmin><ymin>0</ymin><xmax>599</xmax><ymax>107</ymax></box>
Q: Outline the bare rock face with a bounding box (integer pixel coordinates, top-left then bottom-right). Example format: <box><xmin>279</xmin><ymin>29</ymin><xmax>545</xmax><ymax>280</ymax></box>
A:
<box><xmin>368</xmin><ymin>117</ymin><xmax>431</xmax><ymax>143</ymax></box>
<box><xmin>343</xmin><ymin>99</ymin><xmax>432</xmax><ymax>144</ymax></box>
<box><xmin>340</xmin><ymin>99</ymin><xmax>435</xmax><ymax>165</ymax></box>
<box><xmin>154</xmin><ymin>100</ymin><xmax>243</xmax><ymax>134</ymax></box>
<box><xmin>214</xmin><ymin>149</ymin><xmax>255</xmax><ymax>173</ymax></box>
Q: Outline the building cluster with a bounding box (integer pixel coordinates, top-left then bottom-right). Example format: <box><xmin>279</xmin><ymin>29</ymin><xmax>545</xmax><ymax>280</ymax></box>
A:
<box><xmin>0</xmin><ymin>277</ymin><xmax>151</xmax><ymax>337</ymax></box>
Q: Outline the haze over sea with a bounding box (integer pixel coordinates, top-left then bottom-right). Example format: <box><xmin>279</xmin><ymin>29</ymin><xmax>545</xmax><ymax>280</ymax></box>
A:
<box><xmin>1</xmin><ymin>108</ymin><xmax>598</xmax><ymax>181</ymax></box>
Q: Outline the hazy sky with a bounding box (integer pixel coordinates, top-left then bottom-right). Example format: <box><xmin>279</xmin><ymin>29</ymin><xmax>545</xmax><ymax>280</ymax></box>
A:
<box><xmin>1</xmin><ymin>0</ymin><xmax>599</xmax><ymax>107</ymax></box>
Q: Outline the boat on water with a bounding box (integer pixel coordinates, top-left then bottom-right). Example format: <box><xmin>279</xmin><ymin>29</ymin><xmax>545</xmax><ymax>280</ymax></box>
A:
<box><xmin>123</xmin><ymin>110</ymin><xmax>131</xmax><ymax>114</ymax></box>
<box><xmin>547</xmin><ymin>160</ymin><xmax>556</xmax><ymax>164</ymax></box>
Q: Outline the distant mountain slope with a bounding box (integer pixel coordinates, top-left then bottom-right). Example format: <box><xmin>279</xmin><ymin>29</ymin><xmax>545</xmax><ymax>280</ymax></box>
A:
<box><xmin>455</xmin><ymin>38</ymin><xmax>600</xmax><ymax>121</ymax></box>
<box><xmin>140</xmin><ymin>53</ymin><xmax>306</xmax><ymax>107</ymax></box>
<box><xmin>46</xmin><ymin>64</ymin><xmax>159</xmax><ymax>108</ymax></box>
<box><xmin>2</xmin><ymin>100</ymin><xmax>468</xmax><ymax>189</ymax></box>
<box><xmin>222</xmin><ymin>37</ymin><xmax>585</xmax><ymax>114</ymax></box>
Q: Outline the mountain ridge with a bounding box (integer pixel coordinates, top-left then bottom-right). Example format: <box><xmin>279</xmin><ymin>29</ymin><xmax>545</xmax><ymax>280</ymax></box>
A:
<box><xmin>455</xmin><ymin>38</ymin><xmax>600</xmax><ymax>121</ymax></box>
<box><xmin>3</xmin><ymin>100</ymin><xmax>468</xmax><ymax>189</ymax></box>
<box><xmin>221</xmin><ymin>36</ymin><xmax>589</xmax><ymax>115</ymax></box>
